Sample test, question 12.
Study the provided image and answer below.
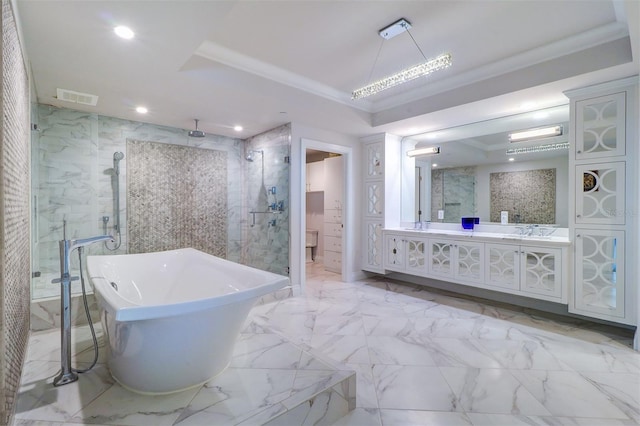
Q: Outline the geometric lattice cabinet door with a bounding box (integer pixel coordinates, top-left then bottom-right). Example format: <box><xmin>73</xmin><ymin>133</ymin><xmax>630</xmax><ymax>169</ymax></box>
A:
<box><xmin>573</xmin><ymin>229</ymin><xmax>626</xmax><ymax>320</ymax></box>
<box><xmin>575</xmin><ymin>162</ymin><xmax>625</xmax><ymax>225</ymax></box>
<box><xmin>575</xmin><ymin>92</ymin><xmax>626</xmax><ymax>160</ymax></box>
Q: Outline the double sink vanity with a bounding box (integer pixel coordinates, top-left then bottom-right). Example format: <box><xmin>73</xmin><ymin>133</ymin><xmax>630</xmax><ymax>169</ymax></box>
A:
<box><xmin>382</xmin><ymin>223</ymin><xmax>570</xmax><ymax>304</ymax></box>
<box><xmin>361</xmin><ymin>77</ymin><xmax>638</xmax><ymax>346</ymax></box>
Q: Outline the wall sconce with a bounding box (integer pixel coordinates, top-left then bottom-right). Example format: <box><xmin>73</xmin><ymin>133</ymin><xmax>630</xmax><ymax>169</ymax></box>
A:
<box><xmin>407</xmin><ymin>146</ymin><xmax>441</xmax><ymax>157</ymax></box>
<box><xmin>508</xmin><ymin>125</ymin><xmax>563</xmax><ymax>142</ymax></box>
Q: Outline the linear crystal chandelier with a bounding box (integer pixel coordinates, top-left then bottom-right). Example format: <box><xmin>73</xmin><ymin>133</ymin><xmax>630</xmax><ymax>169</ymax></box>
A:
<box><xmin>352</xmin><ymin>18</ymin><xmax>452</xmax><ymax>100</ymax></box>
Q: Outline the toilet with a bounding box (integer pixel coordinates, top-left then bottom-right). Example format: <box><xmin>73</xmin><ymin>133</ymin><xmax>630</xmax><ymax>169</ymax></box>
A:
<box><xmin>305</xmin><ymin>229</ymin><xmax>318</xmax><ymax>262</ymax></box>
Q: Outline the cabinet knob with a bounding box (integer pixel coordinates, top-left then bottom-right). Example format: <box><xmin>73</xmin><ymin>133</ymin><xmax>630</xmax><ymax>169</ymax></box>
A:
<box><xmin>392</xmin><ymin>249</ymin><xmax>397</xmax><ymax>254</ymax></box>
<box><xmin>577</xmin><ymin>150</ymin><xmax>582</xmax><ymax>154</ymax></box>
<box><xmin>576</xmin><ymin>234</ymin><xmax>581</xmax><ymax>238</ymax></box>
<box><xmin>576</xmin><ymin>214</ymin><xmax>582</xmax><ymax>218</ymax></box>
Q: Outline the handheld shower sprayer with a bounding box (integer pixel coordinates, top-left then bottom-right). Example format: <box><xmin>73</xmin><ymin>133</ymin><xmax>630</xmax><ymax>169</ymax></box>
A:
<box><xmin>106</xmin><ymin>151</ymin><xmax>124</xmax><ymax>250</ymax></box>
<box><xmin>113</xmin><ymin>151</ymin><xmax>124</xmax><ymax>175</ymax></box>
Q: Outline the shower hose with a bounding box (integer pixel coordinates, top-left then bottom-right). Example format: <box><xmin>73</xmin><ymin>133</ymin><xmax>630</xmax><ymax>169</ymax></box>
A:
<box><xmin>72</xmin><ymin>246</ymin><xmax>99</xmax><ymax>373</ymax></box>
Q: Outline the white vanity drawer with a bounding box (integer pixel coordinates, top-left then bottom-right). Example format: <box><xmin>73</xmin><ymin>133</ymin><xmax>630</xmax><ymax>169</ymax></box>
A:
<box><xmin>324</xmin><ymin>250</ymin><xmax>342</xmax><ymax>272</ymax></box>
<box><xmin>325</xmin><ymin>235</ymin><xmax>342</xmax><ymax>251</ymax></box>
<box><xmin>324</xmin><ymin>209</ymin><xmax>342</xmax><ymax>223</ymax></box>
<box><xmin>325</xmin><ymin>223</ymin><xmax>343</xmax><ymax>237</ymax></box>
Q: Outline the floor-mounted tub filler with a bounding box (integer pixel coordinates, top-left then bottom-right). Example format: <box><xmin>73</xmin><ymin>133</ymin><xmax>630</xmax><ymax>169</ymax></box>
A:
<box><xmin>87</xmin><ymin>248</ymin><xmax>289</xmax><ymax>394</ymax></box>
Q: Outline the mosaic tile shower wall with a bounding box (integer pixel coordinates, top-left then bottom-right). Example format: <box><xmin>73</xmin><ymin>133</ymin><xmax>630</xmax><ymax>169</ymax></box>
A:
<box><xmin>1</xmin><ymin>0</ymin><xmax>31</xmax><ymax>423</ymax></box>
<box><xmin>490</xmin><ymin>168</ymin><xmax>556</xmax><ymax>224</ymax></box>
<box><xmin>32</xmin><ymin>105</ymin><xmax>244</xmax><ymax>301</ymax></box>
<box><xmin>127</xmin><ymin>140</ymin><xmax>227</xmax><ymax>257</ymax></box>
<box><xmin>243</xmin><ymin>125</ymin><xmax>291</xmax><ymax>276</ymax></box>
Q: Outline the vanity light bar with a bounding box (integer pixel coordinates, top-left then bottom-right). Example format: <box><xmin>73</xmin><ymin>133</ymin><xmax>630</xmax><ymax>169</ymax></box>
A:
<box><xmin>406</xmin><ymin>146</ymin><xmax>441</xmax><ymax>157</ymax></box>
<box><xmin>505</xmin><ymin>142</ymin><xmax>569</xmax><ymax>155</ymax></box>
<box><xmin>508</xmin><ymin>125</ymin><xmax>563</xmax><ymax>142</ymax></box>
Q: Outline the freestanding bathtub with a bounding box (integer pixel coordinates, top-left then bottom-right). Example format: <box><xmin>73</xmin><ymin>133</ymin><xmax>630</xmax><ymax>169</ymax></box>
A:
<box><xmin>86</xmin><ymin>248</ymin><xmax>289</xmax><ymax>394</ymax></box>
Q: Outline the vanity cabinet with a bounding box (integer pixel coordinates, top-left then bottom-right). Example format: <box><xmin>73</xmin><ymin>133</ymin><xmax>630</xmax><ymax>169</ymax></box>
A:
<box><xmin>382</xmin><ymin>230</ymin><xmax>567</xmax><ymax>304</ymax></box>
<box><xmin>486</xmin><ymin>244</ymin><xmax>563</xmax><ymax>302</ymax></box>
<box><xmin>384</xmin><ymin>233</ymin><xmax>427</xmax><ymax>274</ymax></box>
<box><xmin>428</xmin><ymin>239</ymin><xmax>484</xmax><ymax>284</ymax></box>
<box><xmin>566</xmin><ymin>77</ymin><xmax>637</xmax><ymax>326</ymax></box>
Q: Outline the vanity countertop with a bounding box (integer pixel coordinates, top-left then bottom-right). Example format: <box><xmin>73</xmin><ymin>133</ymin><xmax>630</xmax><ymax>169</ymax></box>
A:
<box><xmin>385</xmin><ymin>227</ymin><xmax>571</xmax><ymax>247</ymax></box>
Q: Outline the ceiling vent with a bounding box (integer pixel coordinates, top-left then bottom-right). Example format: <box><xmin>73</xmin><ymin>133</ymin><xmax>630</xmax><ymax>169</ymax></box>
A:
<box><xmin>56</xmin><ymin>88</ymin><xmax>99</xmax><ymax>106</ymax></box>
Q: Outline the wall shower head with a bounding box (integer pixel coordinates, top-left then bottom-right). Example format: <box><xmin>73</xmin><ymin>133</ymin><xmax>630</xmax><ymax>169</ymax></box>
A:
<box><xmin>246</xmin><ymin>150</ymin><xmax>263</xmax><ymax>162</ymax></box>
<box><xmin>188</xmin><ymin>119</ymin><xmax>205</xmax><ymax>138</ymax></box>
<box><xmin>113</xmin><ymin>151</ymin><xmax>124</xmax><ymax>161</ymax></box>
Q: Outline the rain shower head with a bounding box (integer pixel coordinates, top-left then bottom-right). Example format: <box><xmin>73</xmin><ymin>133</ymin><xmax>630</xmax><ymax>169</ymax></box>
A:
<box><xmin>246</xmin><ymin>150</ymin><xmax>263</xmax><ymax>162</ymax></box>
<box><xmin>113</xmin><ymin>151</ymin><xmax>124</xmax><ymax>175</ymax></box>
<box><xmin>188</xmin><ymin>119</ymin><xmax>205</xmax><ymax>138</ymax></box>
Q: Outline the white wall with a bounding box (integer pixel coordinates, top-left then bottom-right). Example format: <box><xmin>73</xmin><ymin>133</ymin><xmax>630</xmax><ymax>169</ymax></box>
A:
<box><xmin>290</xmin><ymin>123</ymin><xmax>362</xmax><ymax>292</ymax></box>
<box><xmin>475</xmin><ymin>155</ymin><xmax>569</xmax><ymax>227</ymax></box>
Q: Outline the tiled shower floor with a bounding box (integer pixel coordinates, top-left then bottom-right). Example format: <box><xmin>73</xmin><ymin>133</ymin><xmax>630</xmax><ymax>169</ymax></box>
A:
<box><xmin>15</xmin><ymin>261</ymin><xmax>640</xmax><ymax>425</ymax></box>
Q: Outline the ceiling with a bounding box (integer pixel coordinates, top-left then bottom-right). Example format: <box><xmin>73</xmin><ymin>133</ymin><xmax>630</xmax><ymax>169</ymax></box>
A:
<box><xmin>17</xmin><ymin>1</ymin><xmax>640</xmax><ymax>140</ymax></box>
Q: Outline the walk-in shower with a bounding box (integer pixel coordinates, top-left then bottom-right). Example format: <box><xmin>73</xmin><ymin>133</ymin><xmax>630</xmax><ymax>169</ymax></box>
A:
<box><xmin>103</xmin><ymin>151</ymin><xmax>124</xmax><ymax>250</ymax></box>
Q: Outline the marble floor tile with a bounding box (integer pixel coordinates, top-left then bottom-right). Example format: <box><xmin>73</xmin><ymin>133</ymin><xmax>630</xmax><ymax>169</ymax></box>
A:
<box><xmin>331</xmin><ymin>408</ymin><xmax>381</xmax><ymax>426</ymax></box>
<box><xmin>16</xmin><ymin>262</ymin><xmax>640</xmax><ymax>426</ymax></box>
<box><xmin>439</xmin><ymin>367</ymin><xmax>551</xmax><ymax>416</ymax></box>
<box><xmin>379</xmin><ymin>409</ymin><xmax>473</xmax><ymax>425</ymax></box>
<box><xmin>373</xmin><ymin>364</ymin><xmax>456</xmax><ymax>411</ymax></box>
<box><xmin>422</xmin><ymin>337</ymin><xmax>503</xmax><ymax>368</ymax></box>
<box><xmin>343</xmin><ymin>364</ymin><xmax>378</xmax><ymax>409</ymax></box>
<box><xmin>173</xmin><ymin>368</ymin><xmax>297</xmax><ymax>426</ymax></box>
<box><xmin>309</xmin><ymin>335</ymin><xmax>371</xmax><ymax>365</ymax></box>
<box><xmin>510</xmin><ymin>369</ymin><xmax>631</xmax><ymax>419</ymax></box>
<box><xmin>313</xmin><ymin>315</ymin><xmax>365</xmax><ymax>336</ymax></box>
<box><xmin>69</xmin><ymin>383</ymin><xmax>200</xmax><ymax>426</ymax></box>
<box><xmin>475</xmin><ymin>338</ymin><xmax>571</xmax><ymax>371</ymax></box>
<box><xmin>367</xmin><ymin>335</ymin><xmax>437</xmax><ymax>366</ymax></box>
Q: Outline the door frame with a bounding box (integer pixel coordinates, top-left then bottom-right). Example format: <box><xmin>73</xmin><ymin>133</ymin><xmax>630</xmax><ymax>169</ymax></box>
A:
<box><xmin>298</xmin><ymin>138</ymin><xmax>353</xmax><ymax>293</ymax></box>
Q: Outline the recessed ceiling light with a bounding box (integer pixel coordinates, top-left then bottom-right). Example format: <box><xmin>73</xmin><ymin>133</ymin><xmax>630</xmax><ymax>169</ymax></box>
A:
<box><xmin>432</xmin><ymin>163</ymin><xmax>438</xmax><ymax>167</ymax></box>
<box><xmin>508</xmin><ymin>157</ymin><xmax>515</xmax><ymax>162</ymax></box>
<box><xmin>234</xmin><ymin>125</ymin><xmax>243</xmax><ymax>132</ymax></box>
<box><xmin>114</xmin><ymin>26</ymin><xmax>134</xmax><ymax>40</ymax></box>
<box><xmin>135</xmin><ymin>106</ymin><xmax>148</xmax><ymax>114</ymax></box>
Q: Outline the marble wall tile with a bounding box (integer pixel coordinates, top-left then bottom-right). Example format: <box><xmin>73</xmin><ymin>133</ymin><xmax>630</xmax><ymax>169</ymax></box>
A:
<box><xmin>243</xmin><ymin>125</ymin><xmax>291</xmax><ymax>277</ymax></box>
<box><xmin>32</xmin><ymin>105</ymin><xmax>250</xmax><ymax>302</ymax></box>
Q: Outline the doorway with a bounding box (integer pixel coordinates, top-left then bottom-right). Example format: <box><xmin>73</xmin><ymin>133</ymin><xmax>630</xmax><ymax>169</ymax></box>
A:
<box><xmin>300</xmin><ymin>139</ymin><xmax>352</xmax><ymax>292</ymax></box>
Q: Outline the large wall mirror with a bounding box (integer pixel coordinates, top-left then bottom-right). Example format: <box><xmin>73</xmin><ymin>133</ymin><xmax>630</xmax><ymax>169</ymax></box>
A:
<box><xmin>401</xmin><ymin>104</ymin><xmax>570</xmax><ymax>226</ymax></box>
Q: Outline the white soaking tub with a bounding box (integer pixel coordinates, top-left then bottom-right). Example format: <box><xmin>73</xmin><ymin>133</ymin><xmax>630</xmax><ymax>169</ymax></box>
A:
<box><xmin>87</xmin><ymin>248</ymin><xmax>289</xmax><ymax>394</ymax></box>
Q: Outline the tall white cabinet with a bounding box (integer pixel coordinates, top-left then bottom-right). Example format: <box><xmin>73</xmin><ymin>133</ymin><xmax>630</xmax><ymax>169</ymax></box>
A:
<box><xmin>361</xmin><ymin>134</ymin><xmax>402</xmax><ymax>273</ymax></box>
<box><xmin>566</xmin><ymin>77</ymin><xmax>638</xmax><ymax>326</ymax></box>
<box><xmin>323</xmin><ymin>156</ymin><xmax>343</xmax><ymax>273</ymax></box>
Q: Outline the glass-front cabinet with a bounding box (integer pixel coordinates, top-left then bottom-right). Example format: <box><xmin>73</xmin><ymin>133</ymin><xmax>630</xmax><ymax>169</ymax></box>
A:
<box><xmin>575</xmin><ymin>162</ymin><xmax>625</xmax><ymax>225</ymax></box>
<box><xmin>486</xmin><ymin>244</ymin><xmax>562</xmax><ymax>301</ymax></box>
<box><xmin>575</xmin><ymin>92</ymin><xmax>626</xmax><ymax>160</ymax></box>
<box><xmin>566</xmin><ymin>76</ymin><xmax>637</xmax><ymax>326</ymax></box>
<box><xmin>573</xmin><ymin>229</ymin><xmax>625</xmax><ymax>320</ymax></box>
<box><xmin>428</xmin><ymin>239</ymin><xmax>484</xmax><ymax>284</ymax></box>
